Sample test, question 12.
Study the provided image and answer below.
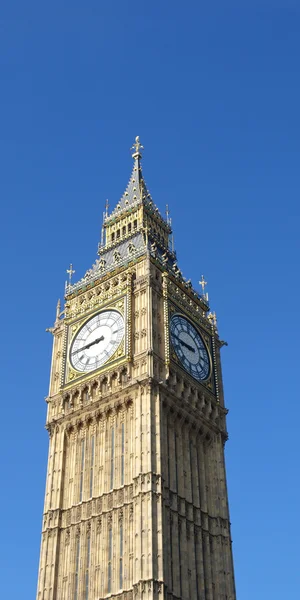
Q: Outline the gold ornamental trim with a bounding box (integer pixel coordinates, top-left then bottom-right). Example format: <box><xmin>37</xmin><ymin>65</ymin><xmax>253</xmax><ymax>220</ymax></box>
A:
<box><xmin>63</xmin><ymin>296</ymin><xmax>128</xmax><ymax>387</ymax></box>
<box><xmin>63</xmin><ymin>355</ymin><xmax>128</xmax><ymax>391</ymax></box>
<box><xmin>168</xmin><ymin>303</ymin><xmax>214</xmax><ymax>391</ymax></box>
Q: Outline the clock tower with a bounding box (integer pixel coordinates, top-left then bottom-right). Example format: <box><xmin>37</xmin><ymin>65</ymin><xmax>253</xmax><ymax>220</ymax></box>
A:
<box><xmin>37</xmin><ymin>137</ymin><xmax>236</xmax><ymax>600</ymax></box>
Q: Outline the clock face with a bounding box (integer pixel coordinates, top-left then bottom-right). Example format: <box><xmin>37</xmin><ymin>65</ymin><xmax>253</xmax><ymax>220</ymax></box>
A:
<box><xmin>170</xmin><ymin>314</ymin><xmax>210</xmax><ymax>381</ymax></box>
<box><xmin>70</xmin><ymin>310</ymin><xmax>125</xmax><ymax>373</ymax></box>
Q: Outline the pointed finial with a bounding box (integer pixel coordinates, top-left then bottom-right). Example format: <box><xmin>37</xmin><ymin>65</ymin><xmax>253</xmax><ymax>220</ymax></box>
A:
<box><xmin>131</xmin><ymin>135</ymin><xmax>144</xmax><ymax>159</ymax></box>
<box><xmin>56</xmin><ymin>298</ymin><xmax>61</xmax><ymax>320</ymax></box>
<box><xmin>66</xmin><ymin>263</ymin><xmax>75</xmax><ymax>285</ymax></box>
<box><xmin>208</xmin><ymin>311</ymin><xmax>218</xmax><ymax>331</ymax></box>
<box><xmin>166</xmin><ymin>204</ymin><xmax>170</xmax><ymax>224</ymax></box>
<box><xmin>199</xmin><ymin>275</ymin><xmax>207</xmax><ymax>295</ymax></box>
<box><xmin>105</xmin><ymin>199</ymin><xmax>109</xmax><ymax>217</ymax></box>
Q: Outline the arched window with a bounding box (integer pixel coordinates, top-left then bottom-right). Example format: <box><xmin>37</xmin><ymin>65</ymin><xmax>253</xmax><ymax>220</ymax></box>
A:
<box><xmin>121</xmin><ymin>422</ymin><xmax>125</xmax><ymax>486</ymax></box>
<box><xmin>101</xmin><ymin>378</ymin><xmax>108</xmax><ymax>394</ymax></box>
<box><xmin>108</xmin><ymin>526</ymin><xmax>112</xmax><ymax>593</ymax></box>
<box><xmin>110</xmin><ymin>427</ymin><xmax>115</xmax><ymax>490</ymax></box>
<box><xmin>85</xmin><ymin>534</ymin><xmax>91</xmax><ymax>600</ymax></box>
<box><xmin>82</xmin><ymin>388</ymin><xmax>89</xmax><ymax>403</ymax></box>
<box><xmin>119</xmin><ymin>523</ymin><xmax>123</xmax><ymax>589</ymax></box>
<box><xmin>79</xmin><ymin>439</ymin><xmax>85</xmax><ymax>502</ymax></box>
<box><xmin>89</xmin><ymin>436</ymin><xmax>95</xmax><ymax>498</ymax></box>
<box><xmin>74</xmin><ymin>537</ymin><xmax>80</xmax><ymax>600</ymax></box>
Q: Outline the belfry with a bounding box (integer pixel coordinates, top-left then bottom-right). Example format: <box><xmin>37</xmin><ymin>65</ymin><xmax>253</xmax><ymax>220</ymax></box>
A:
<box><xmin>37</xmin><ymin>138</ymin><xmax>236</xmax><ymax>600</ymax></box>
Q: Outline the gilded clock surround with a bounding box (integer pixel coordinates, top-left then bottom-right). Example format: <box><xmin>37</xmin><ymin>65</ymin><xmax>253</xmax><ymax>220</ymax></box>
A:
<box><xmin>64</xmin><ymin>294</ymin><xmax>128</xmax><ymax>386</ymax></box>
<box><xmin>169</xmin><ymin>312</ymin><xmax>212</xmax><ymax>383</ymax></box>
<box><xmin>164</xmin><ymin>278</ymin><xmax>218</xmax><ymax>397</ymax></box>
<box><xmin>37</xmin><ymin>137</ymin><xmax>236</xmax><ymax>600</ymax></box>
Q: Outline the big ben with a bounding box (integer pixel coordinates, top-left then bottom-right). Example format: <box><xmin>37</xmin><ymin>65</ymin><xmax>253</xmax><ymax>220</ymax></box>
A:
<box><xmin>36</xmin><ymin>137</ymin><xmax>236</xmax><ymax>600</ymax></box>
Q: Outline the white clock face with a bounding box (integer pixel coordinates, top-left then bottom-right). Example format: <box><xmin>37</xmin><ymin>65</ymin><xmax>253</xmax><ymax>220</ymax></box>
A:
<box><xmin>70</xmin><ymin>310</ymin><xmax>125</xmax><ymax>373</ymax></box>
<box><xmin>170</xmin><ymin>314</ymin><xmax>210</xmax><ymax>381</ymax></box>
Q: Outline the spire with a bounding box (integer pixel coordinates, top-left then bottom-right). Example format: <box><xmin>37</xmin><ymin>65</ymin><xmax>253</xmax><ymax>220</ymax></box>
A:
<box><xmin>65</xmin><ymin>136</ymin><xmax>208</xmax><ymax>312</ymax></box>
<box><xmin>107</xmin><ymin>135</ymin><xmax>154</xmax><ymax>219</ymax></box>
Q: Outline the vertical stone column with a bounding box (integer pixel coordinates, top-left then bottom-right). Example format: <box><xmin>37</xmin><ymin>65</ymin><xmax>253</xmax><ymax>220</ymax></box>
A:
<box><xmin>218</xmin><ymin>436</ymin><xmax>236</xmax><ymax>600</ymax></box>
<box><xmin>47</xmin><ymin>319</ymin><xmax>65</xmax><ymax>400</ymax></box>
<box><xmin>37</xmin><ymin>424</ymin><xmax>60</xmax><ymax>599</ymax></box>
<box><xmin>153</xmin><ymin>385</ymin><xmax>164</xmax><ymax>588</ymax></box>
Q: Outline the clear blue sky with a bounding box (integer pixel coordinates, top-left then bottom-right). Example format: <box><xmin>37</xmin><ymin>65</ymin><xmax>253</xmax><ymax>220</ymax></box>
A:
<box><xmin>1</xmin><ymin>2</ymin><xmax>299</xmax><ymax>598</ymax></box>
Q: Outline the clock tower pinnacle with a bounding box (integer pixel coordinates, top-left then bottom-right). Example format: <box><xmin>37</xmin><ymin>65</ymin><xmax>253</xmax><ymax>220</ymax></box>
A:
<box><xmin>37</xmin><ymin>137</ymin><xmax>236</xmax><ymax>600</ymax></box>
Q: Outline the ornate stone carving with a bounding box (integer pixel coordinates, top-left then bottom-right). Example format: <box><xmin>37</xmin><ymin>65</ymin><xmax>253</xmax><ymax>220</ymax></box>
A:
<box><xmin>96</xmin><ymin>517</ymin><xmax>102</xmax><ymax>533</ymax></box>
<box><xmin>97</xmin><ymin>498</ymin><xmax>102</xmax><ymax>513</ymax></box>
<box><xmin>156</xmin><ymin>581</ymin><xmax>163</xmax><ymax>594</ymax></box>
<box><xmin>65</xmin><ymin>529</ymin><xmax>70</xmax><ymax>545</ymax></box>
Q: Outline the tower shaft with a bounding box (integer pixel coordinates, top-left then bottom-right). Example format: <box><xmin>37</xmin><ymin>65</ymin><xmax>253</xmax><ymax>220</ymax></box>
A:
<box><xmin>37</xmin><ymin>139</ymin><xmax>236</xmax><ymax>600</ymax></box>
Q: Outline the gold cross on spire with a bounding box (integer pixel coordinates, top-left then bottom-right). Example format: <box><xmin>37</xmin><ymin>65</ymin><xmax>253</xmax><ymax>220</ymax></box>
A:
<box><xmin>199</xmin><ymin>275</ymin><xmax>207</xmax><ymax>295</ymax></box>
<box><xmin>131</xmin><ymin>135</ymin><xmax>144</xmax><ymax>159</ymax></box>
<box><xmin>66</xmin><ymin>263</ymin><xmax>75</xmax><ymax>285</ymax></box>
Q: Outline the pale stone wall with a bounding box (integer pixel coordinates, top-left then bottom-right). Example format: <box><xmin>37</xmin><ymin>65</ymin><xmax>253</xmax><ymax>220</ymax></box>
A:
<box><xmin>159</xmin><ymin>386</ymin><xmax>235</xmax><ymax>600</ymax></box>
<box><xmin>37</xmin><ymin>386</ymin><xmax>165</xmax><ymax>600</ymax></box>
<box><xmin>37</xmin><ymin>256</ymin><xmax>236</xmax><ymax>600</ymax></box>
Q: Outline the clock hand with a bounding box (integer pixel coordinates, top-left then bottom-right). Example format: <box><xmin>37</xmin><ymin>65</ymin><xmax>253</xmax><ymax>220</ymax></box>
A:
<box><xmin>85</xmin><ymin>335</ymin><xmax>105</xmax><ymax>349</ymax></box>
<box><xmin>173</xmin><ymin>334</ymin><xmax>196</xmax><ymax>353</ymax></box>
<box><xmin>72</xmin><ymin>335</ymin><xmax>104</xmax><ymax>355</ymax></box>
<box><xmin>180</xmin><ymin>340</ymin><xmax>196</xmax><ymax>353</ymax></box>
